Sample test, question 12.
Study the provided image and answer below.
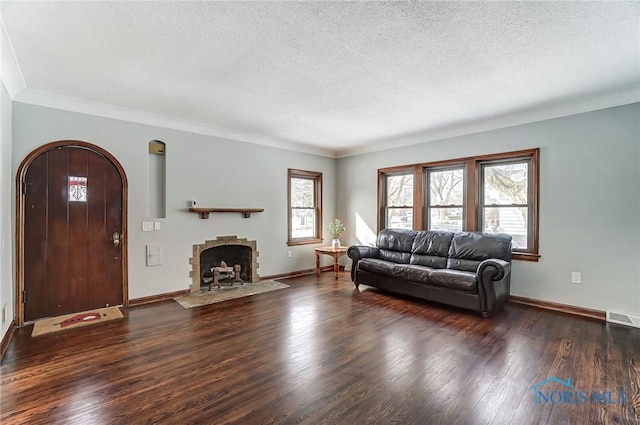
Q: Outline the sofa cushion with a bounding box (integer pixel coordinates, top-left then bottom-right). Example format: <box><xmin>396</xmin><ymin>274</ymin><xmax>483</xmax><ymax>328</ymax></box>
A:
<box><xmin>379</xmin><ymin>249</ymin><xmax>411</xmax><ymax>264</ymax></box>
<box><xmin>428</xmin><ymin>269</ymin><xmax>478</xmax><ymax>293</ymax></box>
<box><xmin>377</xmin><ymin>228</ymin><xmax>416</xmax><ymax>264</ymax></box>
<box><xmin>357</xmin><ymin>258</ymin><xmax>397</xmax><ymax>278</ymax></box>
<box><xmin>410</xmin><ymin>230</ymin><xmax>454</xmax><ymax>269</ymax></box>
<box><xmin>447</xmin><ymin>232</ymin><xmax>512</xmax><ymax>272</ymax></box>
<box><xmin>392</xmin><ymin>264</ymin><xmax>433</xmax><ymax>283</ymax></box>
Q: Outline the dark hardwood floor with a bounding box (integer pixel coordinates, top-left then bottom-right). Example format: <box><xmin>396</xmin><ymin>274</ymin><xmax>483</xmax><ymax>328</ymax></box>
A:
<box><xmin>2</xmin><ymin>273</ymin><xmax>639</xmax><ymax>424</ymax></box>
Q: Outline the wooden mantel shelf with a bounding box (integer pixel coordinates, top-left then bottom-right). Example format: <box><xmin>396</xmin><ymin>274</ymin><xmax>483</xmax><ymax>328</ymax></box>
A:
<box><xmin>188</xmin><ymin>208</ymin><xmax>264</xmax><ymax>219</ymax></box>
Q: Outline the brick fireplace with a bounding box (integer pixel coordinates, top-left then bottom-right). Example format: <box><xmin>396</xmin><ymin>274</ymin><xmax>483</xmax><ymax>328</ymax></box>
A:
<box><xmin>189</xmin><ymin>236</ymin><xmax>260</xmax><ymax>294</ymax></box>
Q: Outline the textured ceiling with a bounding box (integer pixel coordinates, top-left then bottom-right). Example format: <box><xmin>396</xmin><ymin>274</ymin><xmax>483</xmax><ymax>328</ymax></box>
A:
<box><xmin>1</xmin><ymin>2</ymin><xmax>639</xmax><ymax>157</ymax></box>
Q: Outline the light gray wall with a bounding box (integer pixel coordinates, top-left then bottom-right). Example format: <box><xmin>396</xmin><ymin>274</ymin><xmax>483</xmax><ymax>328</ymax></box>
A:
<box><xmin>1</xmin><ymin>81</ymin><xmax>14</xmax><ymax>340</ymax></box>
<box><xmin>337</xmin><ymin>103</ymin><xmax>640</xmax><ymax>315</ymax></box>
<box><xmin>7</xmin><ymin>100</ymin><xmax>640</xmax><ymax>320</ymax></box>
<box><xmin>12</xmin><ymin>103</ymin><xmax>336</xmax><ymax>300</ymax></box>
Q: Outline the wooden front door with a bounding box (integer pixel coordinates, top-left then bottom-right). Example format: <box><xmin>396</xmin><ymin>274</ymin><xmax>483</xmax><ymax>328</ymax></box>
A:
<box><xmin>22</xmin><ymin>145</ymin><xmax>124</xmax><ymax>322</ymax></box>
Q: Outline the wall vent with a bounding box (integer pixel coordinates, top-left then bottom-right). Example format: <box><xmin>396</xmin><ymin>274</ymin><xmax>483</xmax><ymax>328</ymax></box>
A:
<box><xmin>606</xmin><ymin>311</ymin><xmax>640</xmax><ymax>328</ymax></box>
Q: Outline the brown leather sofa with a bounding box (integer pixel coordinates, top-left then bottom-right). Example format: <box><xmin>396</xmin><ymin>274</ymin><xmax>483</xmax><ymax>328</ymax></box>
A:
<box><xmin>347</xmin><ymin>229</ymin><xmax>513</xmax><ymax>316</ymax></box>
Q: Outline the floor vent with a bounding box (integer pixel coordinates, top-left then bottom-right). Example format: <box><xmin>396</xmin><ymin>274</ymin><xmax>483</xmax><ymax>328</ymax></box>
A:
<box><xmin>606</xmin><ymin>311</ymin><xmax>640</xmax><ymax>328</ymax></box>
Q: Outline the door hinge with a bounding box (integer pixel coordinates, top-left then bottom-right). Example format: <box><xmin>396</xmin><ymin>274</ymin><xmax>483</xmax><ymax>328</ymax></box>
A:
<box><xmin>22</xmin><ymin>290</ymin><xmax>27</xmax><ymax>304</ymax></box>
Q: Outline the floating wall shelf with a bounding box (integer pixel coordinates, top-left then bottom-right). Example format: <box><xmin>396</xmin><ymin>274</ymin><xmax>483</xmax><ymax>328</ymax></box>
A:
<box><xmin>188</xmin><ymin>208</ymin><xmax>264</xmax><ymax>219</ymax></box>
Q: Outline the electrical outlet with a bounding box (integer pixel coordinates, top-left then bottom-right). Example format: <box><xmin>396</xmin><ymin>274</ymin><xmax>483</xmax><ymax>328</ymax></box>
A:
<box><xmin>142</xmin><ymin>221</ymin><xmax>153</xmax><ymax>232</ymax></box>
<box><xmin>287</xmin><ymin>250</ymin><xmax>293</xmax><ymax>258</ymax></box>
<box><xmin>154</xmin><ymin>221</ymin><xmax>161</xmax><ymax>231</ymax></box>
<box><xmin>571</xmin><ymin>272</ymin><xmax>582</xmax><ymax>284</ymax></box>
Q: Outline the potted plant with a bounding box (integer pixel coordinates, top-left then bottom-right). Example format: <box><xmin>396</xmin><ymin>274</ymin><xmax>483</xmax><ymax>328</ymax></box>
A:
<box><xmin>327</xmin><ymin>219</ymin><xmax>346</xmax><ymax>248</ymax></box>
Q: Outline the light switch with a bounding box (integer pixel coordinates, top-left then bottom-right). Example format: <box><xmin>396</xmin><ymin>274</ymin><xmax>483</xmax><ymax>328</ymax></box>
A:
<box><xmin>142</xmin><ymin>221</ymin><xmax>153</xmax><ymax>232</ymax></box>
<box><xmin>154</xmin><ymin>221</ymin><xmax>161</xmax><ymax>231</ymax></box>
<box><xmin>146</xmin><ymin>243</ymin><xmax>162</xmax><ymax>266</ymax></box>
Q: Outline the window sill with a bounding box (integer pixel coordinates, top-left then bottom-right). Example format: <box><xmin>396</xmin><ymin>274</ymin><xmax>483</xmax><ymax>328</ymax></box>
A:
<box><xmin>287</xmin><ymin>238</ymin><xmax>323</xmax><ymax>247</ymax></box>
<box><xmin>513</xmin><ymin>252</ymin><xmax>541</xmax><ymax>262</ymax></box>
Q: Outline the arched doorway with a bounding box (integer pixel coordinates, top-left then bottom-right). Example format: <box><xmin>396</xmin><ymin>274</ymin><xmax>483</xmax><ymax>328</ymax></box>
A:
<box><xmin>16</xmin><ymin>141</ymin><xmax>128</xmax><ymax>324</ymax></box>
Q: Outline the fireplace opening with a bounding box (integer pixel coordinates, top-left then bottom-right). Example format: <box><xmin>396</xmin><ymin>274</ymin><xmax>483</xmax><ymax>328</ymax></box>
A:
<box><xmin>189</xmin><ymin>236</ymin><xmax>259</xmax><ymax>294</ymax></box>
<box><xmin>200</xmin><ymin>245</ymin><xmax>252</xmax><ymax>286</ymax></box>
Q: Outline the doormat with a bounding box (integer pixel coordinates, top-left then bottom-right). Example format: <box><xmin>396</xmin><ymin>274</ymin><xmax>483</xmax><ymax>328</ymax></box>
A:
<box><xmin>31</xmin><ymin>306</ymin><xmax>124</xmax><ymax>337</ymax></box>
<box><xmin>174</xmin><ymin>280</ymin><xmax>289</xmax><ymax>309</ymax></box>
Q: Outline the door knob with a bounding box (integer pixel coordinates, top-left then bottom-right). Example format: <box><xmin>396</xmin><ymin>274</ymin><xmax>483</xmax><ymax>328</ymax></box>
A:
<box><xmin>113</xmin><ymin>232</ymin><xmax>120</xmax><ymax>247</ymax></box>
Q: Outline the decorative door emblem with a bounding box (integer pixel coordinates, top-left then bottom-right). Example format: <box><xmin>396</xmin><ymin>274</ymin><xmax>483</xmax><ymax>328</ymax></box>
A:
<box><xmin>69</xmin><ymin>176</ymin><xmax>87</xmax><ymax>202</ymax></box>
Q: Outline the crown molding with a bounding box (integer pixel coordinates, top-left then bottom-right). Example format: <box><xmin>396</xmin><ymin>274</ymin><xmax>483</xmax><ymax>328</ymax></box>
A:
<box><xmin>0</xmin><ymin>14</ymin><xmax>27</xmax><ymax>98</ymax></box>
<box><xmin>9</xmin><ymin>83</ymin><xmax>639</xmax><ymax>161</ymax></box>
<box><xmin>13</xmin><ymin>88</ymin><xmax>337</xmax><ymax>158</ymax></box>
<box><xmin>335</xmin><ymin>88</ymin><xmax>640</xmax><ymax>158</ymax></box>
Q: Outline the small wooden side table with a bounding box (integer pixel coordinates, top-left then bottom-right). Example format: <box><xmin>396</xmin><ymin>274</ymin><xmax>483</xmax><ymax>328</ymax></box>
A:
<box><xmin>315</xmin><ymin>246</ymin><xmax>349</xmax><ymax>280</ymax></box>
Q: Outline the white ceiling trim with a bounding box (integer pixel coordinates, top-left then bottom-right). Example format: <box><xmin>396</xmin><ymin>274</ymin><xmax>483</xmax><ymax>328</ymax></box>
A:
<box><xmin>13</xmin><ymin>88</ymin><xmax>337</xmax><ymax>158</ymax></box>
<box><xmin>0</xmin><ymin>14</ymin><xmax>26</xmax><ymax>98</ymax></box>
<box><xmin>337</xmin><ymin>88</ymin><xmax>640</xmax><ymax>158</ymax></box>
<box><xmin>12</xmin><ymin>84</ymin><xmax>640</xmax><ymax>159</ymax></box>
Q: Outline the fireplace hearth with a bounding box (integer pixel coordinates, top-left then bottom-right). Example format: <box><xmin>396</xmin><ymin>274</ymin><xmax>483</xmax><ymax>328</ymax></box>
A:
<box><xmin>189</xmin><ymin>236</ymin><xmax>259</xmax><ymax>294</ymax></box>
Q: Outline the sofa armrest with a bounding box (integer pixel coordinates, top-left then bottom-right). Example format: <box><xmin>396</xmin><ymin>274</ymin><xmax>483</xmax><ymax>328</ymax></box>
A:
<box><xmin>478</xmin><ymin>259</ymin><xmax>510</xmax><ymax>281</ymax></box>
<box><xmin>477</xmin><ymin>259</ymin><xmax>511</xmax><ymax>315</ymax></box>
<box><xmin>347</xmin><ymin>245</ymin><xmax>380</xmax><ymax>282</ymax></box>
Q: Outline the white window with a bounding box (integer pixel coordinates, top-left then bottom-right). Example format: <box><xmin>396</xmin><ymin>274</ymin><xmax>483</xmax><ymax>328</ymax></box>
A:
<box><xmin>378</xmin><ymin>148</ymin><xmax>540</xmax><ymax>261</ymax></box>
<box><xmin>426</xmin><ymin>167</ymin><xmax>464</xmax><ymax>232</ymax></box>
<box><xmin>288</xmin><ymin>169</ymin><xmax>322</xmax><ymax>245</ymax></box>
<box><xmin>383</xmin><ymin>172</ymin><xmax>414</xmax><ymax>229</ymax></box>
<box><xmin>479</xmin><ymin>159</ymin><xmax>531</xmax><ymax>251</ymax></box>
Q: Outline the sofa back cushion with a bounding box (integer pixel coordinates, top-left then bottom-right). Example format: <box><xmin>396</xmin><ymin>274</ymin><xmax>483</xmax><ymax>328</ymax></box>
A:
<box><xmin>377</xmin><ymin>228</ymin><xmax>416</xmax><ymax>264</ymax></box>
<box><xmin>447</xmin><ymin>232</ymin><xmax>513</xmax><ymax>272</ymax></box>
<box><xmin>409</xmin><ymin>230</ymin><xmax>454</xmax><ymax>269</ymax></box>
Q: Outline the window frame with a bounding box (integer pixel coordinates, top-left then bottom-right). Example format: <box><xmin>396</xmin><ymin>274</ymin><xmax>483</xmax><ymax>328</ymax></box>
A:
<box><xmin>377</xmin><ymin>148</ymin><xmax>540</xmax><ymax>262</ymax></box>
<box><xmin>478</xmin><ymin>157</ymin><xmax>534</xmax><ymax>254</ymax></box>
<box><xmin>287</xmin><ymin>169</ymin><xmax>323</xmax><ymax>246</ymax></box>
<box><xmin>424</xmin><ymin>165</ymin><xmax>466</xmax><ymax>232</ymax></box>
<box><xmin>378</xmin><ymin>168</ymin><xmax>418</xmax><ymax>231</ymax></box>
